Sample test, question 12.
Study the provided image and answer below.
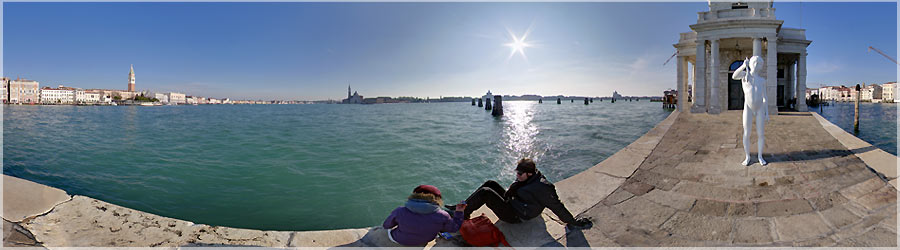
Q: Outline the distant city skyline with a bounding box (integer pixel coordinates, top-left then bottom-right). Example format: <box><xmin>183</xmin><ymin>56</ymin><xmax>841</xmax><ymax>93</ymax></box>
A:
<box><xmin>3</xmin><ymin>2</ymin><xmax>897</xmax><ymax>100</ymax></box>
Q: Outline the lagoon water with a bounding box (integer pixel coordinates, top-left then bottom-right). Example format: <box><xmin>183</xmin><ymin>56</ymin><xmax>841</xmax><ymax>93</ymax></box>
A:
<box><xmin>814</xmin><ymin>102</ymin><xmax>897</xmax><ymax>156</ymax></box>
<box><xmin>4</xmin><ymin>101</ymin><xmax>670</xmax><ymax>231</ymax></box>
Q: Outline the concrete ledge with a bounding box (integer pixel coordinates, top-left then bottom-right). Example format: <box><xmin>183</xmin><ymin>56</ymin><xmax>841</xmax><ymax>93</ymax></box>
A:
<box><xmin>811</xmin><ymin>112</ymin><xmax>898</xmax><ymax>188</ymax></box>
<box><xmin>2</xmin><ymin>175</ymin><xmax>71</xmax><ymax>223</ymax></box>
<box><xmin>557</xmin><ymin>111</ymin><xmax>679</xmax><ymax>215</ymax></box>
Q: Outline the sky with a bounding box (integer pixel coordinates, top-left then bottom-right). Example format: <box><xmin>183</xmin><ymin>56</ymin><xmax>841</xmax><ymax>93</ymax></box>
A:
<box><xmin>2</xmin><ymin>1</ymin><xmax>897</xmax><ymax>100</ymax></box>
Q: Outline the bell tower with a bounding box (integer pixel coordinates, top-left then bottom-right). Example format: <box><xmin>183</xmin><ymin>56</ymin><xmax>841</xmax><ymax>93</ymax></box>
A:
<box><xmin>128</xmin><ymin>64</ymin><xmax>135</xmax><ymax>92</ymax></box>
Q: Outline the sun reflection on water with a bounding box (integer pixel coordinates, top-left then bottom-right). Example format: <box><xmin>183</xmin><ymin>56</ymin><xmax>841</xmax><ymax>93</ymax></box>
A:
<box><xmin>499</xmin><ymin>101</ymin><xmax>542</xmax><ymax>178</ymax></box>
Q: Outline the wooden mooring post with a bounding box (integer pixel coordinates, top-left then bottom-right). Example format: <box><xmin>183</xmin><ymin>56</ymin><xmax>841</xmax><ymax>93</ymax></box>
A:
<box><xmin>477</xmin><ymin>98</ymin><xmax>483</xmax><ymax>107</ymax></box>
<box><xmin>472</xmin><ymin>99</ymin><xmax>476</xmax><ymax>106</ymax></box>
<box><xmin>854</xmin><ymin>84</ymin><xmax>860</xmax><ymax>132</ymax></box>
<box><xmin>584</xmin><ymin>98</ymin><xmax>589</xmax><ymax>105</ymax></box>
<box><xmin>557</xmin><ymin>98</ymin><xmax>561</xmax><ymax>104</ymax></box>
<box><xmin>491</xmin><ymin>95</ymin><xmax>503</xmax><ymax>116</ymax></box>
<box><xmin>485</xmin><ymin>97</ymin><xmax>492</xmax><ymax>110</ymax></box>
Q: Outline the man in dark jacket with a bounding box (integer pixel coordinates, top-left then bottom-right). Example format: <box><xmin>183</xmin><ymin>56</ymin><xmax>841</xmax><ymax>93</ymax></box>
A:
<box><xmin>458</xmin><ymin>158</ymin><xmax>591</xmax><ymax>228</ymax></box>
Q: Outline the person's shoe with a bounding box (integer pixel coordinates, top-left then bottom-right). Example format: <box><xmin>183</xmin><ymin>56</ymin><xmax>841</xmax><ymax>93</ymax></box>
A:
<box><xmin>568</xmin><ymin>217</ymin><xmax>593</xmax><ymax>230</ymax></box>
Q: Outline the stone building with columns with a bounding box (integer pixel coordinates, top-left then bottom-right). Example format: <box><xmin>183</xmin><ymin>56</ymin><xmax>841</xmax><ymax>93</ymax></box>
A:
<box><xmin>674</xmin><ymin>0</ymin><xmax>811</xmax><ymax>115</ymax></box>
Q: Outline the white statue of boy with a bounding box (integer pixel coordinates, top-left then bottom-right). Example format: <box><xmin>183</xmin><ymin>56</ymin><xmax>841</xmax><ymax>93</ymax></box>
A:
<box><xmin>731</xmin><ymin>56</ymin><xmax>768</xmax><ymax>166</ymax></box>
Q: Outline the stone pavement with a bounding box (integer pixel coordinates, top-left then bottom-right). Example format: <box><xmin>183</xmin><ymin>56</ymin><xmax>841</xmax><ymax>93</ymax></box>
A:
<box><xmin>568</xmin><ymin>111</ymin><xmax>897</xmax><ymax>247</ymax></box>
<box><xmin>3</xmin><ymin>219</ymin><xmax>46</xmax><ymax>248</ymax></box>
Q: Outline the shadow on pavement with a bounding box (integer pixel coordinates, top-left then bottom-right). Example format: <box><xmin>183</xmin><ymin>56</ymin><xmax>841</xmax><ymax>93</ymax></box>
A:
<box><xmin>764</xmin><ymin>148</ymin><xmax>872</xmax><ymax>163</ymax></box>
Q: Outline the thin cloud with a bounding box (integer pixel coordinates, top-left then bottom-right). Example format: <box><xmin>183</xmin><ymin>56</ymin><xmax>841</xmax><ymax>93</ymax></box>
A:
<box><xmin>808</xmin><ymin>60</ymin><xmax>842</xmax><ymax>74</ymax></box>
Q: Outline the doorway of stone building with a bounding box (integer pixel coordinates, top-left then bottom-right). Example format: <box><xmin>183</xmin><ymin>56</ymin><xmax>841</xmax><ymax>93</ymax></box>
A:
<box><xmin>728</xmin><ymin>60</ymin><xmax>745</xmax><ymax>110</ymax></box>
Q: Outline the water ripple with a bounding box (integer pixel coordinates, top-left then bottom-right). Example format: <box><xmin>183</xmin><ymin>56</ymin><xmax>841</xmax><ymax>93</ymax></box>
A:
<box><xmin>4</xmin><ymin>102</ymin><xmax>670</xmax><ymax>231</ymax></box>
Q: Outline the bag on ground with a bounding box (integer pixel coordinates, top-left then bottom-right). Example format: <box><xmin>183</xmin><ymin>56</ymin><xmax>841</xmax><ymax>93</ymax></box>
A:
<box><xmin>459</xmin><ymin>214</ymin><xmax>511</xmax><ymax>247</ymax></box>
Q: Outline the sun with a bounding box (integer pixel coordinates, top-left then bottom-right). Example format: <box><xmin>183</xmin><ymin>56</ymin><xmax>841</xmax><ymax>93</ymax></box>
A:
<box><xmin>504</xmin><ymin>29</ymin><xmax>532</xmax><ymax>60</ymax></box>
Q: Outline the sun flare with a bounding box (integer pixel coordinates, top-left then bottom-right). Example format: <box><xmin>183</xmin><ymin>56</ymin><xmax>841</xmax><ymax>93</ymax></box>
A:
<box><xmin>504</xmin><ymin>29</ymin><xmax>532</xmax><ymax>60</ymax></box>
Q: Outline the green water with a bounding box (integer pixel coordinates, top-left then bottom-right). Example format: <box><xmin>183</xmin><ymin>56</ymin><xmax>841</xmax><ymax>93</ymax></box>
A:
<box><xmin>814</xmin><ymin>102</ymin><xmax>897</xmax><ymax>155</ymax></box>
<box><xmin>3</xmin><ymin>101</ymin><xmax>670</xmax><ymax>230</ymax></box>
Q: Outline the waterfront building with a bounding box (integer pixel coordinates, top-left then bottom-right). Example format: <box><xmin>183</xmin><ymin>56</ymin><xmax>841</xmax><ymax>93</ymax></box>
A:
<box><xmin>118</xmin><ymin>91</ymin><xmax>137</xmax><ymax>100</ymax></box>
<box><xmin>72</xmin><ymin>88</ymin><xmax>103</xmax><ymax>104</ymax></box>
<box><xmin>805</xmin><ymin>88</ymin><xmax>818</xmax><ymax>100</ymax></box>
<box><xmin>521</xmin><ymin>94</ymin><xmax>542</xmax><ymax>100</ymax></box>
<box><xmin>209</xmin><ymin>98</ymin><xmax>220</xmax><ymax>104</ymax></box>
<box><xmin>168</xmin><ymin>92</ymin><xmax>186</xmax><ymax>104</ymax></box>
<box><xmin>342</xmin><ymin>85</ymin><xmax>364</xmax><ymax>104</ymax></box>
<box><xmin>829</xmin><ymin>86</ymin><xmax>851</xmax><ymax>102</ymax></box>
<box><xmin>612</xmin><ymin>91</ymin><xmax>623</xmax><ymax>99</ymax></box>
<box><xmin>673</xmin><ymin>0</ymin><xmax>811</xmax><ymax>114</ymax></box>
<box><xmin>818</xmin><ymin>86</ymin><xmax>842</xmax><ymax>101</ymax></box>
<box><xmin>186</xmin><ymin>96</ymin><xmax>203</xmax><ymax>104</ymax></box>
<box><xmin>842</xmin><ymin>86</ymin><xmax>855</xmax><ymax>102</ymax></box>
<box><xmin>74</xmin><ymin>88</ymin><xmax>86</xmax><ymax>104</ymax></box>
<box><xmin>1</xmin><ymin>77</ymin><xmax>9</xmax><ymax>103</ymax></box>
<box><xmin>96</xmin><ymin>91</ymin><xmax>115</xmax><ymax>104</ymax></box>
<box><xmin>860</xmin><ymin>84</ymin><xmax>882</xmax><ymax>102</ymax></box>
<box><xmin>81</xmin><ymin>90</ymin><xmax>102</xmax><ymax>104</ymax></box>
<box><xmin>128</xmin><ymin>64</ymin><xmax>136</xmax><ymax>92</ymax></box>
<box><xmin>816</xmin><ymin>87</ymin><xmax>827</xmax><ymax>101</ymax></box>
<box><xmin>9</xmin><ymin>79</ymin><xmax>40</xmax><ymax>104</ymax></box>
<box><xmin>91</xmin><ymin>89</ymin><xmax>136</xmax><ymax>100</ymax></box>
<box><xmin>84</xmin><ymin>70</ymin><xmax>137</xmax><ymax>100</ymax></box>
<box><xmin>40</xmin><ymin>86</ymin><xmax>76</xmax><ymax>104</ymax></box>
<box><xmin>149</xmin><ymin>92</ymin><xmax>169</xmax><ymax>103</ymax></box>
<box><xmin>882</xmin><ymin>82</ymin><xmax>896</xmax><ymax>102</ymax></box>
<box><xmin>86</xmin><ymin>89</ymin><xmax>117</xmax><ymax>100</ymax></box>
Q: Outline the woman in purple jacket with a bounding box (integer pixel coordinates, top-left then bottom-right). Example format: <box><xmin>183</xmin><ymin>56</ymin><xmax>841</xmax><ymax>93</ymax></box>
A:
<box><xmin>382</xmin><ymin>185</ymin><xmax>465</xmax><ymax>246</ymax></box>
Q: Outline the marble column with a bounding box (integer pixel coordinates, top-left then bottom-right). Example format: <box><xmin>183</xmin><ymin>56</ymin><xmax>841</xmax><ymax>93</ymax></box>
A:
<box><xmin>677</xmin><ymin>55</ymin><xmax>686</xmax><ymax>112</ymax></box>
<box><xmin>689</xmin><ymin>62</ymin><xmax>695</xmax><ymax>103</ymax></box>
<box><xmin>797</xmin><ymin>51</ymin><xmax>808</xmax><ymax>111</ymax></box>
<box><xmin>786</xmin><ymin>63</ymin><xmax>793</xmax><ymax>104</ymax></box>
<box><xmin>709</xmin><ymin>39</ymin><xmax>720</xmax><ymax>114</ymax></box>
<box><xmin>791</xmin><ymin>62</ymin><xmax>797</xmax><ymax>100</ymax></box>
<box><xmin>753</xmin><ymin>37</ymin><xmax>762</xmax><ymax>58</ymax></box>
<box><xmin>790</xmin><ymin>62</ymin><xmax>797</xmax><ymax>108</ymax></box>
<box><xmin>766</xmin><ymin>36</ymin><xmax>778</xmax><ymax>115</ymax></box>
<box><xmin>692</xmin><ymin>40</ymin><xmax>707</xmax><ymax>113</ymax></box>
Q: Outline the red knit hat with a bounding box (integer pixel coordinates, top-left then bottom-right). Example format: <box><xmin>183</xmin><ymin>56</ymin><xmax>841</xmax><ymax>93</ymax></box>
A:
<box><xmin>413</xmin><ymin>185</ymin><xmax>442</xmax><ymax>198</ymax></box>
